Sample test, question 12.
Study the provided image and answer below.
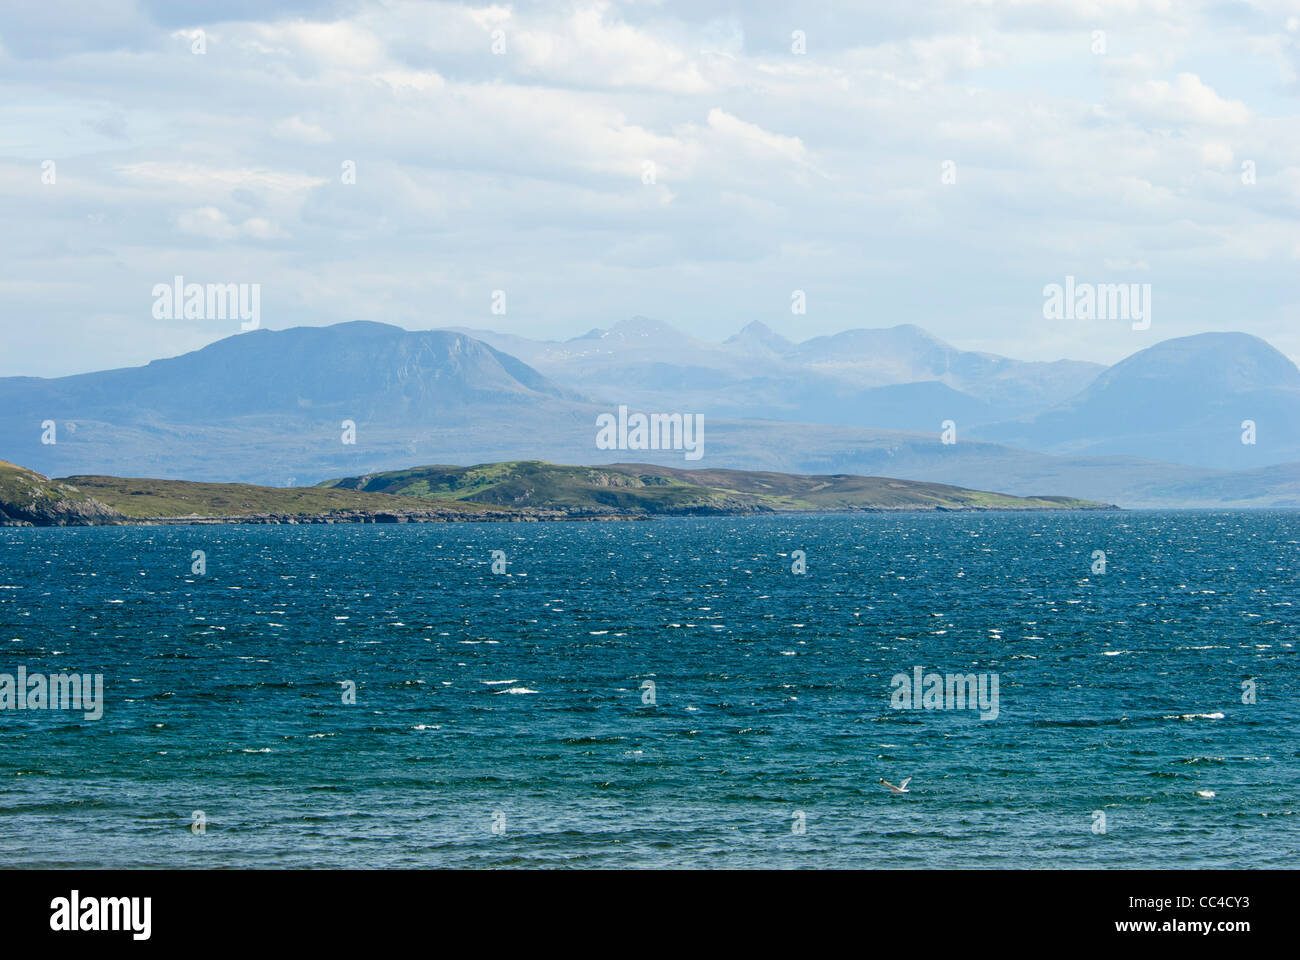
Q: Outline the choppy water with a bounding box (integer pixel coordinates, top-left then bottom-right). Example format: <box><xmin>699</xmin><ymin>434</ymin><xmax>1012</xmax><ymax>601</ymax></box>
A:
<box><xmin>1</xmin><ymin>512</ymin><xmax>1297</xmax><ymax>868</ymax></box>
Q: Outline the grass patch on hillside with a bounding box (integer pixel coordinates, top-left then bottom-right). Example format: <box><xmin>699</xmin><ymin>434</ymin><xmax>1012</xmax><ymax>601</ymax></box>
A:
<box><xmin>57</xmin><ymin>475</ymin><xmax>502</xmax><ymax>519</ymax></box>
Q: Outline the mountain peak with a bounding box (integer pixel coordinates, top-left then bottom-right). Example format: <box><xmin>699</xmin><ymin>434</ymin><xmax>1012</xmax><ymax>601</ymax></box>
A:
<box><xmin>565</xmin><ymin>316</ymin><xmax>684</xmax><ymax>344</ymax></box>
<box><xmin>725</xmin><ymin>320</ymin><xmax>796</xmax><ymax>355</ymax></box>
<box><xmin>976</xmin><ymin>329</ymin><xmax>1300</xmax><ymax>470</ymax></box>
<box><xmin>1091</xmin><ymin>331</ymin><xmax>1300</xmax><ymax>395</ymax></box>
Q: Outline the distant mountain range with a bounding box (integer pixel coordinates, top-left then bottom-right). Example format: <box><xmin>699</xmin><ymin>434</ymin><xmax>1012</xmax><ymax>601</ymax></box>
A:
<box><xmin>2</xmin><ymin>319</ymin><xmax>1298</xmax><ymax>508</ymax></box>
<box><xmin>451</xmin><ymin>317</ymin><xmax>1104</xmax><ymax>430</ymax></box>
<box><xmin>452</xmin><ymin>318</ymin><xmax>1300</xmax><ymax>470</ymax></box>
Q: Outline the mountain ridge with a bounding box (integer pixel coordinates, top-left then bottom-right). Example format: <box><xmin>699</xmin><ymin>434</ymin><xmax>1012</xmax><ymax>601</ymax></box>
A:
<box><xmin>449</xmin><ymin>317</ymin><xmax>1106</xmax><ymax>429</ymax></box>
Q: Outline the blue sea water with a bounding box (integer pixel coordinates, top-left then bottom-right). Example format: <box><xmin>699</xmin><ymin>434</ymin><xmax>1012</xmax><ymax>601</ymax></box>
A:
<box><xmin>1</xmin><ymin>512</ymin><xmax>1297</xmax><ymax>869</ymax></box>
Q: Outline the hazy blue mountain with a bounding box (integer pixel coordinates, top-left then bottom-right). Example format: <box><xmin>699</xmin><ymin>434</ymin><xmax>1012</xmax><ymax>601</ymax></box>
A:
<box><xmin>0</xmin><ymin>322</ymin><xmax>580</xmax><ymax>420</ymax></box>
<box><xmin>1</xmin><ymin>320</ymin><xmax>1296</xmax><ymax>508</ymax></box>
<box><xmin>789</xmin><ymin>323</ymin><xmax>1103</xmax><ymax>412</ymax></box>
<box><xmin>723</xmin><ymin>320</ymin><xmax>797</xmax><ymax>357</ymax></box>
<box><xmin>454</xmin><ymin>315</ymin><xmax>719</xmax><ymax>369</ymax></box>
<box><xmin>451</xmin><ymin>317</ymin><xmax>1104</xmax><ymax>429</ymax></box>
<box><xmin>1146</xmin><ymin>460</ymin><xmax>1300</xmax><ymax>507</ymax></box>
<box><xmin>727</xmin><ymin>380</ymin><xmax>994</xmax><ymax>431</ymax></box>
<box><xmin>974</xmin><ymin>333</ymin><xmax>1300</xmax><ymax>469</ymax></box>
<box><xmin>0</xmin><ymin>322</ymin><xmax>588</xmax><ymax>481</ymax></box>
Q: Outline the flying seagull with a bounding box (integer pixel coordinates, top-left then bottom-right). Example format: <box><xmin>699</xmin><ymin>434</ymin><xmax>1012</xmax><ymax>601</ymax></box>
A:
<box><xmin>880</xmin><ymin>777</ymin><xmax>912</xmax><ymax>794</ymax></box>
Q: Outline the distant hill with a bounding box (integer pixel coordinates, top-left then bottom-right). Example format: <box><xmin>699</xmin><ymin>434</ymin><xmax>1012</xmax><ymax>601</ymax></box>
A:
<box><xmin>321</xmin><ymin>460</ymin><xmax>1115</xmax><ymax>513</ymax></box>
<box><xmin>0</xmin><ymin>458</ymin><xmax>1114</xmax><ymax>525</ymax></box>
<box><xmin>0</xmin><ymin>461</ymin><xmax>601</xmax><ymax>525</ymax></box>
<box><xmin>1143</xmin><ymin>460</ymin><xmax>1300</xmax><ymax>507</ymax></box>
<box><xmin>975</xmin><ymin>333</ymin><xmax>1300</xmax><ymax>469</ymax></box>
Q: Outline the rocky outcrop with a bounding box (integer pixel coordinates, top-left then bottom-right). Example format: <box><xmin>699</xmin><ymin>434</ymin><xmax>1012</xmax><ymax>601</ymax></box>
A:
<box><xmin>0</xmin><ymin>462</ymin><xmax>123</xmax><ymax>526</ymax></box>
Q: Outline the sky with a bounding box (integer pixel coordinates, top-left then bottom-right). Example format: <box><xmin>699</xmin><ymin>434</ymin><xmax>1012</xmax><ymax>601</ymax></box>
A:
<box><xmin>3</xmin><ymin>0</ymin><xmax>1300</xmax><ymax>377</ymax></box>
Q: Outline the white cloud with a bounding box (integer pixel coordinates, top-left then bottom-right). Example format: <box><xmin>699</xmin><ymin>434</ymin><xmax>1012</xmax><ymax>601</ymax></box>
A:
<box><xmin>1120</xmin><ymin>72</ymin><xmax>1253</xmax><ymax>126</ymax></box>
<box><xmin>705</xmin><ymin>109</ymin><xmax>827</xmax><ymax>177</ymax></box>
<box><xmin>512</xmin><ymin>3</ymin><xmax>713</xmax><ymax>93</ymax></box>
<box><xmin>274</xmin><ymin>116</ymin><xmax>333</xmax><ymax>143</ymax></box>
<box><xmin>176</xmin><ymin>206</ymin><xmax>284</xmax><ymax>240</ymax></box>
<box><xmin>1200</xmin><ymin>141</ymin><xmax>1234</xmax><ymax>169</ymax></box>
<box><xmin>370</xmin><ymin>70</ymin><xmax>446</xmax><ymax>95</ymax></box>
<box><xmin>115</xmin><ymin>163</ymin><xmax>327</xmax><ymax>194</ymax></box>
<box><xmin>257</xmin><ymin>20</ymin><xmax>386</xmax><ymax>70</ymax></box>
